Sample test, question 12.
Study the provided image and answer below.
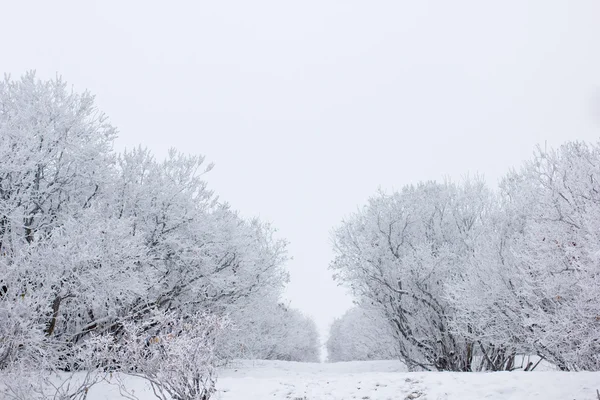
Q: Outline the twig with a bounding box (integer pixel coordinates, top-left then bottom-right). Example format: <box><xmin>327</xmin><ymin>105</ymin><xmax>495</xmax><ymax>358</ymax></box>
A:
<box><xmin>528</xmin><ymin>356</ymin><xmax>545</xmax><ymax>372</ymax></box>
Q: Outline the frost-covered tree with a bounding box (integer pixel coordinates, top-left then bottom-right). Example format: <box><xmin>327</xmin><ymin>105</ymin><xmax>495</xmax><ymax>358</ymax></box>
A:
<box><xmin>51</xmin><ymin>146</ymin><xmax>290</xmax><ymax>345</ymax></box>
<box><xmin>0</xmin><ymin>72</ymin><xmax>116</xmax><ymax>253</ymax></box>
<box><xmin>331</xmin><ymin>179</ymin><xmax>494</xmax><ymax>371</ymax></box>
<box><xmin>0</xmin><ymin>72</ymin><xmax>291</xmax><ymax>398</ymax></box>
<box><xmin>451</xmin><ymin>143</ymin><xmax>600</xmax><ymax>371</ymax></box>
<box><xmin>326</xmin><ymin>307</ymin><xmax>397</xmax><ymax>362</ymax></box>
<box><xmin>0</xmin><ymin>72</ymin><xmax>125</xmax><ymax>383</ymax></box>
<box><xmin>217</xmin><ymin>295</ymin><xmax>320</xmax><ymax>362</ymax></box>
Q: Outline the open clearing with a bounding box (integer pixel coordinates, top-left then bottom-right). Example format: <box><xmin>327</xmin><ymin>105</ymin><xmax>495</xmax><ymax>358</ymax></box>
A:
<box><xmin>84</xmin><ymin>360</ymin><xmax>600</xmax><ymax>400</ymax></box>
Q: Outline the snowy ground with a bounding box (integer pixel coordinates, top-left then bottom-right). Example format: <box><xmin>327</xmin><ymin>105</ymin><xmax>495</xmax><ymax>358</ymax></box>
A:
<box><xmin>43</xmin><ymin>360</ymin><xmax>600</xmax><ymax>400</ymax></box>
<box><xmin>213</xmin><ymin>360</ymin><xmax>600</xmax><ymax>400</ymax></box>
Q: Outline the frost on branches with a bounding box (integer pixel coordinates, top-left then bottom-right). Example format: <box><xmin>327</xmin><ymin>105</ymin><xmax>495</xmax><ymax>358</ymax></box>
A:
<box><xmin>331</xmin><ymin>180</ymin><xmax>494</xmax><ymax>371</ymax></box>
<box><xmin>0</xmin><ymin>72</ymin><xmax>294</xmax><ymax>399</ymax></box>
<box><xmin>217</xmin><ymin>295</ymin><xmax>321</xmax><ymax>362</ymax></box>
<box><xmin>115</xmin><ymin>311</ymin><xmax>226</xmax><ymax>400</ymax></box>
<box><xmin>451</xmin><ymin>143</ymin><xmax>600</xmax><ymax>371</ymax></box>
<box><xmin>331</xmin><ymin>144</ymin><xmax>600</xmax><ymax>372</ymax></box>
<box><xmin>326</xmin><ymin>307</ymin><xmax>397</xmax><ymax>362</ymax></box>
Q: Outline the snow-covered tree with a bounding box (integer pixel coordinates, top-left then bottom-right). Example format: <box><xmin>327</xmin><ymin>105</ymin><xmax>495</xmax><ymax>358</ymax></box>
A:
<box><xmin>0</xmin><ymin>72</ymin><xmax>291</xmax><ymax>398</ymax></box>
<box><xmin>0</xmin><ymin>72</ymin><xmax>126</xmax><ymax>382</ymax></box>
<box><xmin>217</xmin><ymin>295</ymin><xmax>320</xmax><ymax>362</ymax></box>
<box><xmin>326</xmin><ymin>306</ymin><xmax>397</xmax><ymax>362</ymax></box>
<box><xmin>451</xmin><ymin>143</ymin><xmax>600</xmax><ymax>371</ymax></box>
<box><xmin>331</xmin><ymin>179</ymin><xmax>494</xmax><ymax>371</ymax></box>
<box><xmin>54</xmin><ymin>146</ymin><xmax>290</xmax><ymax>345</ymax></box>
<box><xmin>0</xmin><ymin>72</ymin><xmax>116</xmax><ymax>253</ymax></box>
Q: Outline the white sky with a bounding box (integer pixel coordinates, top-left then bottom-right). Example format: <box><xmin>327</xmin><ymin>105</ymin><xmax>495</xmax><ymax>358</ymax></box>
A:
<box><xmin>2</xmin><ymin>1</ymin><xmax>600</xmax><ymax>346</ymax></box>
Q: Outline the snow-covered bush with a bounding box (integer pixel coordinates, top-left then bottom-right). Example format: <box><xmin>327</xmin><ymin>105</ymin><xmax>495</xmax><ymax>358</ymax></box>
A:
<box><xmin>0</xmin><ymin>72</ymin><xmax>116</xmax><ymax>253</ymax></box>
<box><xmin>0</xmin><ymin>333</ymin><xmax>114</xmax><ymax>400</ymax></box>
<box><xmin>217</xmin><ymin>296</ymin><xmax>320</xmax><ymax>362</ymax></box>
<box><xmin>332</xmin><ymin>142</ymin><xmax>600</xmax><ymax>372</ymax></box>
<box><xmin>0</xmin><ymin>71</ymin><xmax>291</xmax><ymax>398</ymax></box>
<box><xmin>113</xmin><ymin>311</ymin><xmax>226</xmax><ymax>400</ymax></box>
<box><xmin>330</xmin><ymin>179</ymin><xmax>494</xmax><ymax>371</ymax></box>
<box><xmin>326</xmin><ymin>307</ymin><xmax>397</xmax><ymax>362</ymax></box>
<box><xmin>450</xmin><ymin>143</ymin><xmax>600</xmax><ymax>371</ymax></box>
<box><xmin>111</xmin><ymin>147</ymin><xmax>289</xmax><ymax>319</ymax></box>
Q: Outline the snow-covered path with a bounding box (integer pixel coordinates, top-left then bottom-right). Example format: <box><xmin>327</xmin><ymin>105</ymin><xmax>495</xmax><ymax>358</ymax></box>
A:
<box><xmin>84</xmin><ymin>360</ymin><xmax>600</xmax><ymax>400</ymax></box>
<box><xmin>215</xmin><ymin>360</ymin><xmax>599</xmax><ymax>400</ymax></box>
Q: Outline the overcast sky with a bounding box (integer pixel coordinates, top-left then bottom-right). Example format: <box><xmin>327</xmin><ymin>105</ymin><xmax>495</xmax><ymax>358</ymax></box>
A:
<box><xmin>2</xmin><ymin>0</ymin><xmax>600</xmax><ymax>347</ymax></box>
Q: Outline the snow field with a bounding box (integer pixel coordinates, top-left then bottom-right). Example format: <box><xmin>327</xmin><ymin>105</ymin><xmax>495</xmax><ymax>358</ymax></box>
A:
<box><xmin>81</xmin><ymin>360</ymin><xmax>600</xmax><ymax>400</ymax></box>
